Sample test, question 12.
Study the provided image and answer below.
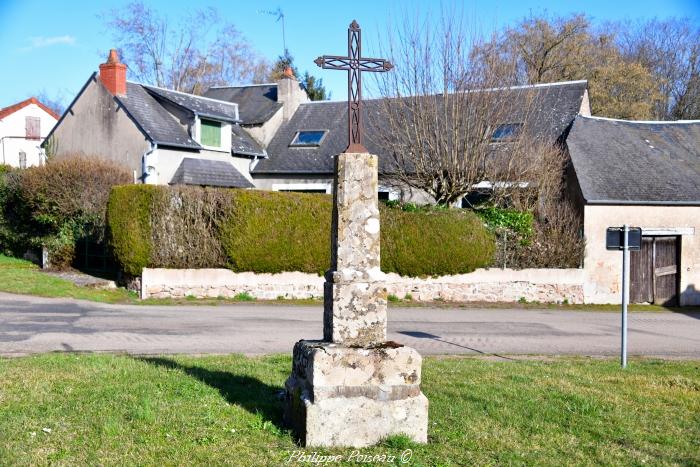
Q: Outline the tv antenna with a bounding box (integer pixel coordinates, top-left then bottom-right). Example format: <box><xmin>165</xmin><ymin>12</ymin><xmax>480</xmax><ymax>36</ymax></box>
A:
<box><xmin>260</xmin><ymin>7</ymin><xmax>287</xmax><ymax>54</ymax></box>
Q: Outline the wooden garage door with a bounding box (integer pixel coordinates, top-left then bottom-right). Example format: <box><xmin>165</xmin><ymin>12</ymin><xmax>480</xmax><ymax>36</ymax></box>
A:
<box><xmin>630</xmin><ymin>236</ymin><xmax>680</xmax><ymax>305</ymax></box>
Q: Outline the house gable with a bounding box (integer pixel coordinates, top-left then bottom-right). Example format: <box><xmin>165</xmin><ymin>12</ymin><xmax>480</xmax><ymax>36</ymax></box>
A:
<box><xmin>48</xmin><ymin>74</ymin><xmax>151</xmax><ymax>176</ymax></box>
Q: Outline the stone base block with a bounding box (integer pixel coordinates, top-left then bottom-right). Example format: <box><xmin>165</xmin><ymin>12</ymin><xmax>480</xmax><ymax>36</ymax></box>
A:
<box><xmin>323</xmin><ymin>281</ymin><xmax>387</xmax><ymax>346</ymax></box>
<box><xmin>284</xmin><ymin>340</ymin><xmax>429</xmax><ymax>447</ymax></box>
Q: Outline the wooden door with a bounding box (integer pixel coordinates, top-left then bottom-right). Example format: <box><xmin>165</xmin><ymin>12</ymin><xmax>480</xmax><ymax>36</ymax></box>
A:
<box><xmin>653</xmin><ymin>237</ymin><xmax>679</xmax><ymax>305</ymax></box>
<box><xmin>630</xmin><ymin>236</ymin><xmax>679</xmax><ymax>305</ymax></box>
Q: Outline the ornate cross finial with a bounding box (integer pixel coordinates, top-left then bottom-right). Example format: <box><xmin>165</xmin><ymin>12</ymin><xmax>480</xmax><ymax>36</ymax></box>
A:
<box><xmin>315</xmin><ymin>20</ymin><xmax>393</xmax><ymax>153</ymax></box>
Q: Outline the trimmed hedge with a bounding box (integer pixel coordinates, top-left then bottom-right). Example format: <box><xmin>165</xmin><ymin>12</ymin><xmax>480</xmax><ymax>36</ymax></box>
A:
<box><xmin>107</xmin><ymin>185</ymin><xmax>494</xmax><ymax>277</ymax></box>
<box><xmin>221</xmin><ymin>190</ymin><xmax>332</xmax><ymax>274</ymax></box>
<box><xmin>106</xmin><ymin>185</ymin><xmax>158</xmax><ymax>276</ymax></box>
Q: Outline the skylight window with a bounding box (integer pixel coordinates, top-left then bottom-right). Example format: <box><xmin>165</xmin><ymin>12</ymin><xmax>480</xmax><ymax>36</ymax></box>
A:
<box><xmin>290</xmin><ymin>130</ymin><xmax>327</xmax><ymax>147</ymax></box>
<box><xmin>491</xmin><ymin>123</ymin><xmax>522</xmax><ymax>142</ymax></box>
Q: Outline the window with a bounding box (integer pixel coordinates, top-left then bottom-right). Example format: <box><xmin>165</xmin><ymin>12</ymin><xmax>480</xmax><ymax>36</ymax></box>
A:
<box><xmin>25</xmin><ymin>116</ymin><xmax>40</xmax><ymax>140</ymax></box>
<box><xmin>290</xmin><ymin>130</ymin><xmax>327</xmax><ymax>147</ymax></box>
<box><xmin>491</xmin><ymin>123</ymin><xmax>522</xmax><ymax>142</ymax></box>
<box><xmin>18</xmin><ymin>151</ymin><xmax>27</xmax><ymax>169</ymax></box>
<box><xmin>200</xmin><ymin>119</ymin><xmax>222</xmax><ymax>147</ymax></box>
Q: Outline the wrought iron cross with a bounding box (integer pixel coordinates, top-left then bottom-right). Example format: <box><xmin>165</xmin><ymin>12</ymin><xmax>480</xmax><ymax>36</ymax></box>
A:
<box><xmin>315</xmin><ymin>20</ymin><xmax>393</xmax><ymax>153</ymax></box>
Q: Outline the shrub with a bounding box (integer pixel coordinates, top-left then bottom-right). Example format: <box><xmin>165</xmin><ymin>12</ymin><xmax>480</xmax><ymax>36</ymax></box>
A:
<box><xmin>106</xmin><ymin>184</ymin><xmax>157</xmax><ymax>276</ymax></box>
<box><xmin>1</xmin><ymin>156</ymin><xmax>132</xmax><ymax>268</ymax></box>
<box><xmin>221</xmin><ymin>190</ymin><xmax>331</xmax><ymax>274</ymax></box>
<box><xmin>107</xmin><ymin>185</ymin><xmax>495</xmax><ymax>277</ymax></box>
<box><xmin>150</xmin><ymin>186</ymin><xmax>233</xmax><ymax>269</ymax></box>
<box><xmin>381</xmin><ymin>204</ymin><xmax>494</xmax><ymax>276</ymax></box>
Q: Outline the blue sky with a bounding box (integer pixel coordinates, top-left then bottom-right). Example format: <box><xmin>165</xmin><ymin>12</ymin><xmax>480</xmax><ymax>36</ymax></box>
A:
<box><xmin>1</xmin><ymin>0</ymin><xmax>698</xmax><ymax>109</ymax></box>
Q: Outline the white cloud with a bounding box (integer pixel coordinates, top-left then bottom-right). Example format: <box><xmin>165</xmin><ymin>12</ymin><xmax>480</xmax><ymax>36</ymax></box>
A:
<box><xmin>20</xmin><ymin>35</ymin><xmax>76</xmax><ymax>52</ymax></box>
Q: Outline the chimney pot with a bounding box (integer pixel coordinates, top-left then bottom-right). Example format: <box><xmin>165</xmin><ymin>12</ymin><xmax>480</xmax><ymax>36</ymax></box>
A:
<box><xmin>99</xmin><ymin>49</ymin><xmax>127</xmax><ymax>96</ymax></box>
<box><xmin>283</xmin><ymin>66</ymin><xmax>295</xmax><ymax>79</ymax></box>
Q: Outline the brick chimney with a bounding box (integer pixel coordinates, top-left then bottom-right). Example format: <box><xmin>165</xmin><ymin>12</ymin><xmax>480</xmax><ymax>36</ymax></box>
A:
<box><xmin>99</xmin><ymin>49</ymin><xmax>127</xmax><ymax>96</ymax></box>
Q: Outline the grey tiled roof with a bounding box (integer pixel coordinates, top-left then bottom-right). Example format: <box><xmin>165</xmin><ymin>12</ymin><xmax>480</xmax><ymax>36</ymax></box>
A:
<box><xmin>169</xmin><ymin>158</ymin><xmax>254</xmax><ymax>188</ymax></box>
<box><xmin>144</xmin><ymin>85</ymin><xmax>240</xmax><ymax>123</ymax></box>
<box><xmin>232</xmin><ymin>124</ymin><xmax>266</xmax><ymax>158</ymax></box>
<box><xmin>118</xmin><ymin>83</ymin><xmax>200</xmax><ymax>149</ymax></box>
<box><xmin>204</xmin><ymin>84</ymin><xmax>281</xmax><ymax>125</ymax></box>
<box><xmin>567</xmin><ymin>116</ymin><xmax>700</xmax><ymax>204</ymax></box>
<box><xmin>253</xmin><ymin>80</ymin><xmax>588</xmax><ymax>175</ymax></box>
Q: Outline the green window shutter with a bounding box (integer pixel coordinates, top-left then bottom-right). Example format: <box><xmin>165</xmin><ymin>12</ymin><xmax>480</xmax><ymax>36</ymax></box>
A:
<box><xmin>200</xmin><ymin>119</ymin><xmax>222</xmax><ymax>147</ymax></box>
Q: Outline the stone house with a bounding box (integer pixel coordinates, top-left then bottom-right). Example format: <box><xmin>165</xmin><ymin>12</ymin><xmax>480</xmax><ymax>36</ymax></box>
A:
<box><xmin>567</xmin><ymin>115</ymin><xmax>700</xmax><ymax>306</ymax></box>
<box><xmin>0</xmin><ymin>97</ymin><xmax>59</xmax><ymax>168</ymax></box>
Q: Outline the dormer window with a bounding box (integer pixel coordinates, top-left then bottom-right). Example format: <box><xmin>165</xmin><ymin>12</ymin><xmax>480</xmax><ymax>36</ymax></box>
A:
<box><xmin>290</xmin><ymin>130</ymin><xmax>327</xmax><ymax>147</ymax></box>
<box><xmin>491</xmin><ymin>123</ymin><xmax>522</xmax><ymax>142</ymax></box>
<box><xmin>200</xmin><ymin>119</ymin><xmax>222</xmax><ymax>148</ymax></box>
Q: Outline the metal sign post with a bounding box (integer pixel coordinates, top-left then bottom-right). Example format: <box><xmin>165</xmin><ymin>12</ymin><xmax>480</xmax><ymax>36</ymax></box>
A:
<box><xmin>621</xmin><ymin>225</ymin><xmax>629</xmax><ymax>368</ymax></box>
<box><xmin>606</xmin><ymin>225</ymin><xmax>640</xmax><ymax>369</ymax></box>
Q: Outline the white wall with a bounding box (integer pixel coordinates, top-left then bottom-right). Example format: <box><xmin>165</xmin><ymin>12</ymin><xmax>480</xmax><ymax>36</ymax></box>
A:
<box><xmin>141</xmin><ymin>267</ymin><xmax>585</xmax><ymax>303</ymax></box>
<box><xmin>154</xmin><ymin>147</ymin><xmax>254</xmax><ymax>186</ymax></box>
<box><xmin>583</xmin><ymin>204</ymin><xmax>700</xmax><ymax>305</ymax></box>
<box><xmin>243</xmin><ymin>107</ymin><xmax>284</xmax><ymax>148</ymax></box>
<box><xmin>0</xmin><ymin>103</ymin><xmax>58</xmax><ymax>167</ymax></box>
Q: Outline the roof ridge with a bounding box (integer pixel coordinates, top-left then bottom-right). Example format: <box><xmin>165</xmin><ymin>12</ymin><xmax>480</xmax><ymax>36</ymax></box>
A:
<box><xmin>298</xmin><ymin>79</ymin><xmax>589</xmax><ymax>107</ymax></box>
<box><xmin>139</xmin><ymin>83</ymin><xmax>239</xmax><ymax>108</ymax></box>
<box><xmin>208</xmin><ymin>83</ymin><xmax>277</xmax><ymax>89</ymax></box>
<box><xmin>579</xmin><ymin>115</ymin><xmax>700</xmax><ymax>124</ymax></box>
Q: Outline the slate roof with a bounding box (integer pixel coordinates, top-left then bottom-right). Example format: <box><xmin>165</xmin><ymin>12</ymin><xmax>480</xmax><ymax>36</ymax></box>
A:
<box><xmin>231</xmin><ymin>124</ymin><xmax>266</xmax><ymax>158</ymax></box>
<box><xmin>204</xmin><ymin>84</ymin><xmax>281</xmax><ymax>125</ymax></box>
<box><xmin>169</xmin><ymin>158</ymin><xmax>254</xmax><ymax>188</ymax></box>
<box><xmin>567</xmin><ymin>116</ymin><xmax>700</xmax><ymax>205</ymax></box>
<box><xmin>144</xmin><ymin>85</ymin><xmax>240</xmax><ymax>123</ymax></box>
<box><xmin>117</xmin><ymin>83</ymin><xmax>199</xmax><ymax>149</ymax></box>
<box><xmin>253</xmin><ymin>80</ymin><xmax>588</xmax><ymax>175</ymax></box>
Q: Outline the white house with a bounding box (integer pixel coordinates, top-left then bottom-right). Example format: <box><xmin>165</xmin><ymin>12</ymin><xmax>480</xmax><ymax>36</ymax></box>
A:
<box><xmin>45</xmin><ymin>50</ymin><xmax>307</xmax><ymax>188</ymax></box>
<box><xmin>0</xmin><ymin>97</ymin><xmax>59</xmax><ymax>168</ymax></box>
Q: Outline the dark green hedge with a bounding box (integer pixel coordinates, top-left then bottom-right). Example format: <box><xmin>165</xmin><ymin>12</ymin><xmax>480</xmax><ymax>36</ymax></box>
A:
<box><xmin>107</xmin><ymin>185</ymin><xmax>494</xmax><ymax>277</ymax></box>
<box><xmin>221</xmin><ymin>190</ymin><xmax>332</xmax><ymax>274</ymax></box>
<box><xmin>106</xmin><ymin>185</ymin><xmax>157</xmax><ymax>276</ymax></box>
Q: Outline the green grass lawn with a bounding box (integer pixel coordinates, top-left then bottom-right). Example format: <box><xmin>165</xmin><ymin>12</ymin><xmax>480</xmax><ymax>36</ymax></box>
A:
<box><xmin>0</xmin><ymin>354</ymin><xmax>698</xmax><ymax>465</ymax></box>
<box><xmin>0</xmin><ymin>254</ymin><xmax>137</xmax><ymax>303</ymax></box>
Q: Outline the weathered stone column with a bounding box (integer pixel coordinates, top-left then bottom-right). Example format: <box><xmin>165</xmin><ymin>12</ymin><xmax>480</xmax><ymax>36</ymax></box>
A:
<box><xmin>284</xmin><ymin>152</ymin><xmax>428</xmax><ymax>448</ymax></box>
<box><xmin>324</xmin><ymin>152</ymin><xmax>387</xmax><ymax>346</ymax></box>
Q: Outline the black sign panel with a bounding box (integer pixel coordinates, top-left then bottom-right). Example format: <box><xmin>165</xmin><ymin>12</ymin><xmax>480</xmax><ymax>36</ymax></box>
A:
<box><xmin>606</xmin><ymin>227</ymin><xmax>642</xmax><ymax>251</ymax></box>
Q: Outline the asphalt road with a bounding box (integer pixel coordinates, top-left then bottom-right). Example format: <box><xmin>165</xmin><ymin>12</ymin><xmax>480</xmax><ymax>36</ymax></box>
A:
<box><xmin>1</xmin><ymin>292</ymin><xmax>699</xmax><ymax>357</ymax></box>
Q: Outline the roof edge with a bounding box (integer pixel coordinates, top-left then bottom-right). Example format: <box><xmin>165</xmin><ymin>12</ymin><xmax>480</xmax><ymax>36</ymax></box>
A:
<box><xmin>586</xmin><ymin>199</ymin><xmax>700</xmax><ymax>206</ymax></box>
<box><xmin>141</xmin><ymin>83</ymin><xmax>240</xmax><ymax>108</ymax></box>
<box><xmin>577</xmin><ymin>115</ymin><xmax>700</xmax><ymax>125</ymax></box>
<box><xmin>208</xmin><ymin>83</ymin><xmax>278</xmax><ymax>89</ymax></box>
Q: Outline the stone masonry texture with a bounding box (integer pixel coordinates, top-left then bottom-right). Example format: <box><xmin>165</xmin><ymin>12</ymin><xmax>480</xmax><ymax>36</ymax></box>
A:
<box><xmin>323</xmin><ymin>152</ymin><xmax>387</xmax><ymax>347</ymax></box>
<box><xmin>284</xmin><ymin>341</ymin><xmax>429</xmax><ymax>447</ymax></box>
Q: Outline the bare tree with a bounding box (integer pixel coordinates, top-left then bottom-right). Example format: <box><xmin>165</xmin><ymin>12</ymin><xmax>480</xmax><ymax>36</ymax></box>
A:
<box><xmin>472</xmin><ymin>13</ymin><xmax>665</xmax><ymax>119</ymax></box>
<box><xmin>102</xmin><ymin>1</ymin><xmax>270</xmax><ymax>94</ymax></box>
<box><xmin>616</xmin><ymin>17</ymin><xmax>700</xmax><ymax>120</ymax></box>
<box><xmin>372</xmin><ymin>12</ymin><xmax>549</xmax><ymax>206</ymax></box>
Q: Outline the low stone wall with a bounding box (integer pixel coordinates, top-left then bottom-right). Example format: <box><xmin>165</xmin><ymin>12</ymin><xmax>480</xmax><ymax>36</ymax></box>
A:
<box><xmin>141</xmin><ymin>268</ymin><xmax>584</xmax><ymax>304</ymax></box>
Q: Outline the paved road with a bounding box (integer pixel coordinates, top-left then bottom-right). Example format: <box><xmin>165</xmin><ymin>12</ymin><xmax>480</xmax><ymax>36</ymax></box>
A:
<box><xmin>0</xmin><ymin>292</ymin><xmax>698</xmax><ymax>357</ymax></box>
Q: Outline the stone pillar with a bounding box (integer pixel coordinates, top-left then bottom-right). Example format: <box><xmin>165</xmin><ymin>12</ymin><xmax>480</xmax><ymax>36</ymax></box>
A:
<box><xmin>284</xmin><ymin>151</ymin><xmax>428</xmax><ymax>448</ymax></box>
<box><xmin>324</xmin><ymin>152</ymin><xmax>387</xmax><ymax>346</ymax></box>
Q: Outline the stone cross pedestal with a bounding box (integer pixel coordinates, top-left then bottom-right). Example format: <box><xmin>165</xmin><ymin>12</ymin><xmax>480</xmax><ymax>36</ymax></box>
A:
<box><xmin>284</xmin><ymin>153</ymin><xmax>429</xmax><ymax>447</ymax></box>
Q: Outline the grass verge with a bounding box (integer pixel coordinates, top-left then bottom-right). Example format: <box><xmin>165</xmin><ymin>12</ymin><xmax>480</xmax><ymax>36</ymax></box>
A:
<box><xmin>0</xmin><ymin>354</ymin><xmax>698</xmax><ymax>465</ymax></box>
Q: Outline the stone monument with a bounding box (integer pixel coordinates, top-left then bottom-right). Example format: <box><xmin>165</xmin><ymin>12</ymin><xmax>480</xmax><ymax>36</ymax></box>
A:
<box><xmin>283</xmin><ymin>20</ymin><xmax>429</xmax><ymax>448</ymax></box>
